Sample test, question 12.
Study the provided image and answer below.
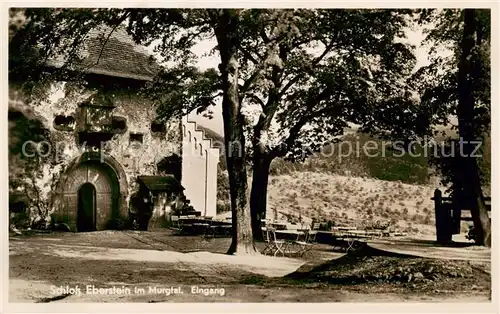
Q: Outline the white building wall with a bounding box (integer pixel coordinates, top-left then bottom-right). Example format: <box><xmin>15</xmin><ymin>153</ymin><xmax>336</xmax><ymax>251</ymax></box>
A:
<box><xmin>205</xmin><ymin>146</ymin><xmax>219</xmax><ymax>217</ymax></box>
<box><xmin>181</xmin><ymin>116</ymin><xmax>219</xmax><ymax>217</ymax></box>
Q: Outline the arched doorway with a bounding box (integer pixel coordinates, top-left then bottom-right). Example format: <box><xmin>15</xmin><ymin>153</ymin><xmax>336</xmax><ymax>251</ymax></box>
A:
<box><xmin>53</xmin><ymin>153</ymin><xmax>129</xmax><ymax>231</ymax></box>
<box><xmin>77</xmin><ymin>183</ymin><xmax>96</xmax><ymax>232</ymax></box>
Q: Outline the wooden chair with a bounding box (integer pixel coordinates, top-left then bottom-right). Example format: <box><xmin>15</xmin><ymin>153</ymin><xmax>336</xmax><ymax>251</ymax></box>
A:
<box><xmin>261</xmin><ymin>227</ymin><xmax>288</xmax><ymax>257</ymax></box>
<box><xmin>311</xmin><ymin>222</ymin><xmax>321</xmax><ymax>230</ymax></box>
<box><xmin>261</xmin><ymin>227</ymin><xmax>274</xmax><ymax>255</ymax></box>
<box><xmin>307</xmin><ymin>230</ymin><xmax>318</xmax><ymax>243</ymax></box>
<box><xmin>293</xmin><ymin>230</ymin><xmax>314</xmax><ymax>257</ymax></box>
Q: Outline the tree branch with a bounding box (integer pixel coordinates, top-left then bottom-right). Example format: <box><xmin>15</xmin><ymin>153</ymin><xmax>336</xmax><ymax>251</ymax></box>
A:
<box><xmin>260</xmin><ymin>28</ymin><xmax>270</xmax><ymax>43</ymax></box>
<box><xmin>247</xmin><ymin>93</ymin><xmax>266</xmax><ymax>108</ymax></box>
<box><xmin>279</xmin><ymin>38</ymin><xmax>337</xmax><ymax>97</ymax></box>
<box><xmin>240</xmin><ymin>69</ymin><xmax>262</xmax><ymax>96</ymax></box>
<box><xmin>272</xmin><ymin>89</ymin><xmax>339</xmax><ymax>157</ymax></box>
<box><xmin>239</xmin><ymin>46</ymin><xmax>260</xmax><ymax>65</ymax></box>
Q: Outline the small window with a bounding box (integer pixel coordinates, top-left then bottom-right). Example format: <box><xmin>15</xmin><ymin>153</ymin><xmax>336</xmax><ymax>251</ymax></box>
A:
<box><xmin>54</xmin><ymin>115</ymin><xmax>75</xmax><ymax>131</ymax></box>
<box><xmin>130</xmin><ymin>133</ymin><xmax>143</xmax><ymax>144</ymax></box>
<box><xmin>151</xmin><ymin>121</ymin><xmax>166</xmax><ymax>133</ymax></box>
<box><xmin>111</xmin><ymin>116</ymin><xmax>127</xmax><ymax>134</ymax></box>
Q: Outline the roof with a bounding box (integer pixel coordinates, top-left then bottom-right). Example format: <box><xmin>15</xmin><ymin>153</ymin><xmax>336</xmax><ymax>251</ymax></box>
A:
<box><xmin>137</xmin><ymin>175</ymin><xmax>184</xmax><ymax>192</ymax></box>
<box><xmin>47</xmin><ymin>26</ymin><xmax>160</xmax><ymax>81</ymax></box>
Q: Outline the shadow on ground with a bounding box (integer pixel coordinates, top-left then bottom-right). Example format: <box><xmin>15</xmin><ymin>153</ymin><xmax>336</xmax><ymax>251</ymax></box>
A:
<box><xmin>8</xmin><ymin>231</ymin><xmax>492</xmax><ymax>302</ymax></box>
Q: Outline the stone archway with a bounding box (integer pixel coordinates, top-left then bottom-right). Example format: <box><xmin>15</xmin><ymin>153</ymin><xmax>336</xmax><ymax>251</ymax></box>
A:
<box><xmin>53</xmin><ymin>152</ymin><xmax>129</xmax><ymax>231</ymax></box>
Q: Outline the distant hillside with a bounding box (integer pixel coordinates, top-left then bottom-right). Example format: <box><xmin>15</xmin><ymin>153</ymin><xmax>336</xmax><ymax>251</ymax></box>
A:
<box><xmin>194</xmin><ymin>124</ymin><xmax>224</xmax><ymax>145</ymax></box>
<box><xmin>266</xmin><ymin>171</ymin><xmax>443</xmax><ymax>236</ymax></box>
<box><xmin>197</xmin><ymin>125</ymin><xmax>430</xmax><ymax>185</ymax></box>
<box><xmin>270</xmin><ymin>132</ymin><xmax>431</xmax><ymax>185</ymax></box>
<box><xmin>197</xmin><ymin>124</ymin><xmax>490</xmax><ymax>217</ymax></box>
<box><xmin>202</xmin><ymin>123</ymin><xmax>489</xmax><ymax>186</ymax></box>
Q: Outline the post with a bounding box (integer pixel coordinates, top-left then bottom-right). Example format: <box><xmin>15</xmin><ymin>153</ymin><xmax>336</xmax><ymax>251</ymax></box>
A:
<box><xmin>434</xmin><ymin>189</ymin><xmax>452</xmax><ymax>244</ymax></box>
<box><xmin>451</xmin><ymin>194</ymin><xmax>462</xmax><ymax>235</ymax></box>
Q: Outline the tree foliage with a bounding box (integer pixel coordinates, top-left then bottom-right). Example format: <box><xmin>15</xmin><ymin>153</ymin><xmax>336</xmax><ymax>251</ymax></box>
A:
<box><xmin>8</xmin><ymin>101</ymin><xmax>58</xmax><ymax>227</ymax></box>
<box><xmin>412</xmin><ymin>9</ymin><xmax>491</xmax><ymax>190</ymax></box>
<box><xmin>412</xmin><ymin>9</ymin><xmax>491</xmax><ymax>246</ymax></box>
<box><xmin>13</xmin><ymin>8</ymin><xmax>490</xmax><ymax>246</ymax></box>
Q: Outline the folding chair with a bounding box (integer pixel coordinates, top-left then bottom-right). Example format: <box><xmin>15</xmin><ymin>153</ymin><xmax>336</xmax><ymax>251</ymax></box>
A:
<box><xmin>330</xmin><ymin>231</ymin><xmax>346</xmax><ymax>252</ymax></box>
<box><xmin>262</xmin><ymin>227</ymin><xmax>274</xmax><ymax>255</ymax></box>
<box><xmin>203</xmin><ymin>225</ymin><xmax>217</xmax><ymax>238</ymax></box>
<box><xmin>293</xmin><ymin>230</ymin><xmax>314</xmax><ymax>257</ymax></box>
<box><xmin>343</xmin><ymin>236</ymin><xmax>357</xmax><ymax>252</ymax></box>
<box><xmin>261</xmin><ymin>227</ymin><xmax>288</xmax><ymax>256</ymax></box>
<box><xmin>307</xmin><ymin>230</ymin><xmax>318</xmax><ymax>243</ymax></box>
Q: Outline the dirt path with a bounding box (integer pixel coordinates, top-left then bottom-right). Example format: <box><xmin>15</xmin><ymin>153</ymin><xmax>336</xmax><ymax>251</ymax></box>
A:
<box><xmin>10</xmin><ymin>239</ymin><xmax>305</xmax><ymax>277</ymax></box>
<box><xmin>8</xmin><ymin>232</ymin><xmax>491</xmax><ymax>303</ymax></box>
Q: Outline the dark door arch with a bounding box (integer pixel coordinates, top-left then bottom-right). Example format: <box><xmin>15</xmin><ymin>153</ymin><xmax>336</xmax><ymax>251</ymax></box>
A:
<box><xmin>77</xmin><ymin>183</ymin><xmax>96</xmax><ymax>232</ymax></box>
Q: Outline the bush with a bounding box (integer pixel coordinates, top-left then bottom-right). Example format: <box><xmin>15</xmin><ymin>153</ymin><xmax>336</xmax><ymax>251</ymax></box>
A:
<box><xmin>10</xmin><ymin>211</ymin><xmax>29</xmax><ymax>228</ymax></box>
<box><xmin>216</xmin><ymin>201</ymin><xmax>231</xmax><ymax>214</ymax></box>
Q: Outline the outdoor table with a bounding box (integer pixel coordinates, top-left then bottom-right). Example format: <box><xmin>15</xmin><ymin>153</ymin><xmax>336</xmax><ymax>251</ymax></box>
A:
<box><xmin>344</xmin><ymin>230</ymin><xmax>371</xmax><ymax>237</ymax></box>
<box><xmin>205</xmin><ymin>221</ymin><xmax>232</xmax><ymax>238</ymax></box>
<box><xmin>274</xmin><ymin>229</ymin><xmax>305</xmax><ymax>240</ymax></box>
<box><xmin>268</xmin><ymin>222</ymin><xmax>287</xmax><ymax>230</ymax></box>
<box><xmin>192</xmin><ymin>222</ymin><xmax>210</xmax><ymax>231</ymax></box>
<box><xmin>274</xmin><ymin>230</ymin><xmax>313</xmax><ymax>257</ymax></box>
<box><xmin>316</xmin><ymin>230</ymin><xmax>371</xmax><ymax>252</ymax></box>
<box><xmin>334</xmin><ymin>226</ymin><xmax>358</xmax><ymax>231</ymax></box>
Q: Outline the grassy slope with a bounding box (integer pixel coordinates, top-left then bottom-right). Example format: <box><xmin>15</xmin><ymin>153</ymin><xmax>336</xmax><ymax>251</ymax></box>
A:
<box><xmin>204</xmin><ymin>125</ymin><xmax>488</xmax><ymax>236</ymax></box>
<box><xmin>266</xmin><ymin>171</ymin><xmax>441</xmax><ymax>235</ymax></box>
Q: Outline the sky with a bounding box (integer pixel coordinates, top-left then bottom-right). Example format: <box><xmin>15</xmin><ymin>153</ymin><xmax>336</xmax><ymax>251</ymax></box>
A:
<box><xmin>149</xmin><ymin>22</ymin><xmax>436</xmax><ymax>136</ymax></box>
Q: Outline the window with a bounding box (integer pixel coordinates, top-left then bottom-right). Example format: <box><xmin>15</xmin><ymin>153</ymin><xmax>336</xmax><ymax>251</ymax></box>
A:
<box><xmin>53</xmin><ymin>115</ymin><xmax>75</xmax><ymax>131</ymax></box>
<box><xmin>151</xmin><ymin>121</ymin><xmax>166</xmax><ymax>133</ymax></box>
<box><xmin>111</xmin><ymin>116</ymin><xmax>127</xmax><ymax>134</ymax></box>
<box><xmin>78</xmin><ymin>96</ymin><xmax>115</xmax><ymax>133</ymax></box>
<box><xmin>129</xmin><ymin>133</ymin><xmax>144</xmax><ymax>144</ymax></box>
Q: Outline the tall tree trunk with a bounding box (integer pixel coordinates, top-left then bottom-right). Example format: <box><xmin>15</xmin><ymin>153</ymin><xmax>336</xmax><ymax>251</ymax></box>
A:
<box><xmin>212</xmin><ymin>10</ymin><xmax>258</xmax><ymax>255</ymax></box>
<box><xmin>250</xmin><ymin>148</ymin><xmax>272</xmax><ymax>240</ymax></box>
<box><xmin>457</xmin><ymin>9</ymin><xmax>491</xmax><ymax>247</ymax></box>
<box><xmin>249</xmin><ymin>63</ymin><xmax>282</xmax><ymax>240</ymax></box>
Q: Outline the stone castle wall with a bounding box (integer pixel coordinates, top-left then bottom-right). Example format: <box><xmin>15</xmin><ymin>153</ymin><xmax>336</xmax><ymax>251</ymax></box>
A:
<box><xmin>9</xmin><ymin>81</ymin><xmax>182</xmax><ymax>229</ymax></box>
